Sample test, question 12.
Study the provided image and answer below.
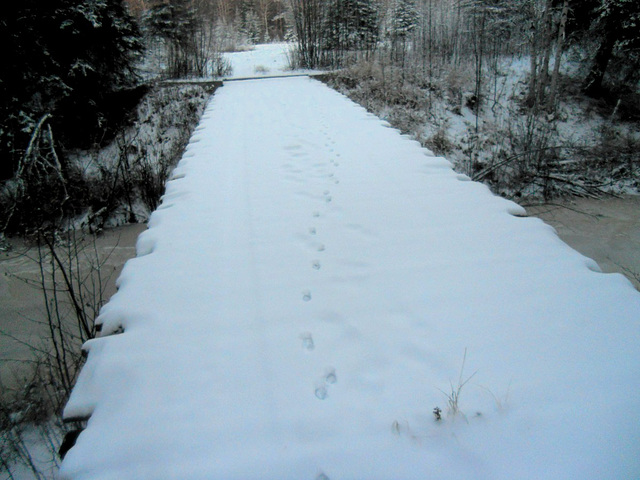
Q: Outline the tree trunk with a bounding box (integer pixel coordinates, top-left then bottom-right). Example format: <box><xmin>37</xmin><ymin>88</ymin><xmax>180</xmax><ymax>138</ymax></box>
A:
<box><xmin>472</xmin><ymin>10</ymin><xmax>486</xmax><ymax>131</ymax></box>
<box><xmin>527</xmin><ymin>33</ymin><xmax>538</xmax><ymax>108</ymax></box>
<box><xmin>547</xmin><ymin>0</ymin><xmax>569</xmax><ymax>110</ymax></box>
<box><xmin>536</xmin><ymin>0</ymin><xmax>555</xmax><ymax>102</ymax></box>
<box><xmin>582</xmin><ymin>27</ymin><xmax>618</xmax><ymax>97</ymax></box>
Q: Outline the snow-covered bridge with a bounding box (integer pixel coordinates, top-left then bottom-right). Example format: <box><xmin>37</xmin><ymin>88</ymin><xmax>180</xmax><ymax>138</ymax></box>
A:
<box><xmin>59</xmin><ymin>68</ymin><xmax>640</xmax><ymax>479</ymax></box>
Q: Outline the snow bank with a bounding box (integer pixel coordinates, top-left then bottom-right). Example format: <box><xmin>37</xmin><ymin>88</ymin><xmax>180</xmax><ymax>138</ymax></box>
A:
<box><xmin>223</xmin><ymin>43</ymin><xmax>292</xmax><ymax>79</ymax></box>
<box><xmin>223</xmin><ymin>43</ymin><xmax>316</xmax><ymax>79</ymax></box>
<box><xmin>61</xmin><ymin>77</ymin><xmax>640</xmax><ymax>479</ymax></box>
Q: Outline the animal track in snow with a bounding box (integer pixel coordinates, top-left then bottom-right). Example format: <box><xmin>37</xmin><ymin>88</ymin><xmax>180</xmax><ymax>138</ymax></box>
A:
<box><xmin>325</xmin><ymin>368</ymin><xmax>337</xmax><ymax>384</ymax></box>
<box><xmin>314</xmin><ymin>368</ymin><xmax>338</xmax><ymax>400</ymax></box>
<box><xmin>315</xmin><ymin>385</ymin><xmax>328</xmax><ymax>400</ymax></box>
<box><xmin>283</xmin><ymin>144</ymin><xmax>302</xmax><ymax>152</ymax></box>
<box><xmin>300</xmin><ymin>333</ymin><xmax>315</xmax><ymax>351</ymax></box>
<box><xmin>302</xmin><ymin>290</ymin><xmax>312</xmax><ymax>302</ymax></box>
<box><xmin>312</xmin><ymin>260</ymin><xmax>321</xmax><ymax>270</ymax></box>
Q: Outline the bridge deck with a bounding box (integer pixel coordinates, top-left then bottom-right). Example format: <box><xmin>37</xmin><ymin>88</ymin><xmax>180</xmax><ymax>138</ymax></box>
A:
<box><xmin>61</xmin><ymin>77</ymin><xmax>640</xmax><ymax>479</ymax></box>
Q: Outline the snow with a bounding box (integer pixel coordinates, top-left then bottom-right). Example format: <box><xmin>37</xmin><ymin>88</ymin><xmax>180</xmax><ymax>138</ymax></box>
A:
<box><xmin>3</xmin><ymin>424</ymin><xmax>62</xmax><ymax>479</ymax></box>
<box><xmin>223</xmin><ymin>43</ymin><xmax>292</xmax><ymax>78</ymax></box>
<box><xmin>223</xmin><ymin>43</ymin><xmax>316</xmax><ymax>79</ymax></box>
<box><xmin>60</xmin><ymin>63</ymin><xmax>640</xmax><ymax>478</ymax></box>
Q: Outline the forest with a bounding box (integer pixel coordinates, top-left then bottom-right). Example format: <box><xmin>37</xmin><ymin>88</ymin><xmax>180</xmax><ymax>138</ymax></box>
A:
<box><xmin>1</xmin><ymin>0</ymin><xmax>639</xmax><ymax>236</ymax></box>
<box><xmin>287</xmin><ymin>0</ymin><xmax>640</xmax><ymax>199</ymax></box>
<box><xmin>0</xmin><ymin>0</ymin><xmax>638</xmax><ymax>478</ymax></box>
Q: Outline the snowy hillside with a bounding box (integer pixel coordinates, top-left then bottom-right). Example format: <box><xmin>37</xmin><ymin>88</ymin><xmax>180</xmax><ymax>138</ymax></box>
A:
<box><xmin>223</xmin><ymin>43</ymin><xmax>316</xmax><ymax>79</ymax></box>
<box><xmin>60</xmin><ymin>60</ymin><xmax>640</xmax><ymax>478</ymax></box>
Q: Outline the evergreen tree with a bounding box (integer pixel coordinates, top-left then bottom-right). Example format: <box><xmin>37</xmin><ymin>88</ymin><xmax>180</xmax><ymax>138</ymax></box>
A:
<box><xmin>145</xmin><ymin>0</ymin><xmax>199</xmax><ymax>75</ymax></box>
<box><xmin>237</xmin><ymin>0</ymin><xmax>262</xmax><ymax>43</ymax></box>
<box><xmin>389</xmin><ymin>0</ymin><xmax>418</xmax><ymax>39</ymax></box>
<box><xmin>581</xmin><ymin>0</ymin><xmax>640</xmax><ymax>96</ymax></box>
<box><xmin>324</xmin><ymin>0</ymin><xmax>379</xmax><ymax>58</ymax></box>
<box><xmin>0</xmin><ymin>0</ymin><xmax>142</xmax><ymax>179</ymax></box>
<box><xmin>387</xmin><ymin>0</ymin><xmax>418</xmax><ymax>64</ymax></box>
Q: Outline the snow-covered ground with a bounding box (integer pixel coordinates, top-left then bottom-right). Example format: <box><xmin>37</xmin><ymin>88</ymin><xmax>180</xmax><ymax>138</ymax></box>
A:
<box><xmin>60</xmin><ymin>55</ymin><xmax>640</xmax><ymax>478</ymax></box>
<box><xmin>223</xmin><ymin>42</ymin><xmax>316</xmax><ymax>79</ymax></box>
<box><xmin>328</xmin><ymin>54</ymin><xmax>640</xmax><ymax>200</ymax></box>
<box><xmin>223</xmin><ymin>43</ymin><xmax>292</xmax><ymax>78</ymax></box>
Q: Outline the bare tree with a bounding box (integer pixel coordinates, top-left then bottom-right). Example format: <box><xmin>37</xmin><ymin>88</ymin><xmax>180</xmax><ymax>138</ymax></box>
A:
<box><xmin>289</xmin><ymin>0</ymin><xmax>327</xmax><ymax>67</ymax></box>
<box><xmin>547</xmin><ymin>0</ymin><xmax>569</xmax><ymax>110</ymax></box>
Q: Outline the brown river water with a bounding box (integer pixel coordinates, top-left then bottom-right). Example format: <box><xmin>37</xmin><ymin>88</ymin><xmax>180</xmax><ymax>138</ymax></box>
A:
<box><xmin>526</xmin><ymin>195</ymin><xmax>640</xmax><ymax>291</ymax></box>
<box><xmin>0</xmin><ymin>223</ymin><xmax>146</xmax><ymax>392</ymax></box>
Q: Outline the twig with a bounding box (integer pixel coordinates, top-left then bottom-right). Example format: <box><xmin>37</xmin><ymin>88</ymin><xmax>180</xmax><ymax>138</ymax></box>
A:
<box><xmin>438</xmin><ymin>348</ymin><xmax>478</xmax><ymax>417</ymax></box>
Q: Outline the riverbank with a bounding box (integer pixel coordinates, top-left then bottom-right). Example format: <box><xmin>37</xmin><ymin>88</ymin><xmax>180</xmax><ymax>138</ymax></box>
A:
<box><xmin>0</xmin><ymin>223</ymin><xmax>146</xmax><ymax>393</ymax></box>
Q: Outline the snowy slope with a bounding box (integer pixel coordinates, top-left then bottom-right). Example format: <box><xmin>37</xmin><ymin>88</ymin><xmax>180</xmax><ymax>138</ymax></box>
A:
<box><xmin>223</xmin><ymin>43</ymin><xmax>305</xmax><ymax>79</ymax></box>
<box><xmin>60</xmin><ymin>77</ymin><xmax>640</xmax><ymax>480</ymax></box>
